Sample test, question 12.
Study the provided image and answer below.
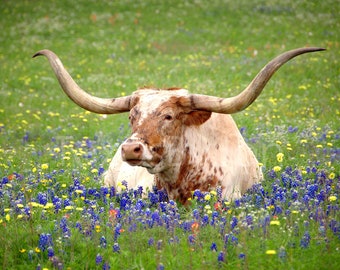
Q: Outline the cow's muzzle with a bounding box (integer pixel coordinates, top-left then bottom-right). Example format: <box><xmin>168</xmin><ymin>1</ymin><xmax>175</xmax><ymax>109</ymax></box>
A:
<box><xmin>121</xmin><ymin>139</ymin><xmax>162</xmax><ymax>169</ymax></box>
<box><xmin>121</xmin><ymin>142</ymin><xmax>144</xmax><ymax>165</ymax></box>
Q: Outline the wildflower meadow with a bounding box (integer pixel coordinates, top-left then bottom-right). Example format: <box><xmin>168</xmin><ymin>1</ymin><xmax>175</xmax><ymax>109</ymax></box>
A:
<box><xmin>0</xmin><ymin>1</ymin><xmax>339</xmax><ymax>269</ymax></box>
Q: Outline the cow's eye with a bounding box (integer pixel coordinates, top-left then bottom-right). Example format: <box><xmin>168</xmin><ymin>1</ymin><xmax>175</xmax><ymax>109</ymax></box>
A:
<box><xmin>164</xmin><ymin>114</ymin><xmax>173</xmax><ymax>121</ymax></box>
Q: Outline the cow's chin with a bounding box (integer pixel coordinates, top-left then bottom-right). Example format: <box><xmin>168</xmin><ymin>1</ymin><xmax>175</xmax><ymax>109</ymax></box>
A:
<box><xmin>125</xmin><ymin>159</ymin><xmax>159</xmax><ymax>173</ymax></box>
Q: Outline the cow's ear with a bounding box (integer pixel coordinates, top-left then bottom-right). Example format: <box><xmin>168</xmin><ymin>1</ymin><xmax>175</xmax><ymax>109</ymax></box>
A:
<box><xmin>182</xmin><ymin>111</ymin><xmax>212</xmax><ymax>126</ymax></box>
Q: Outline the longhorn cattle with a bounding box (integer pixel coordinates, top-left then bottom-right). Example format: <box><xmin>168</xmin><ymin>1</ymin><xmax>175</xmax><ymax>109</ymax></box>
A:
<box><xmin>33</xmin><ymin>47</ymin><xmax>325</xmax><ymax>204</ymax></box>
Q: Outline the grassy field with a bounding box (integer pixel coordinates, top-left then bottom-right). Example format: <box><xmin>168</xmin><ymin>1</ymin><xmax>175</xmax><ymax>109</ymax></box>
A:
<box><xmin>0</xmin><ymin>0</ymin><xmax>339</xmax><ymax>269</ymax></box>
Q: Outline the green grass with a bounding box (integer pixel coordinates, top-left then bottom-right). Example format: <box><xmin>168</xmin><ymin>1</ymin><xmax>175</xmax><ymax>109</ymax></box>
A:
<box><xmin>0</xmin><ymin>0</ymin><xmax>339</xmax><ymax>269</ymax></box>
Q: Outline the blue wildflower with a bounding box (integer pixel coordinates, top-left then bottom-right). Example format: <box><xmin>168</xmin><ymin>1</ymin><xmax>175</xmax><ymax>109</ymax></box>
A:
<box><xmin>38</xmin><ymin>233</ymin><xmax>53</xmax><ymax>251</ymax></box>
<box><xmin>210</xmin><ymin>242</ymin><xmax>217</xmax><ymax>251</ymax></box>
<box><xmin>202</xmin><ymin>214</ymin><xmax>209</xmax><ymax>226</ymax></box>
<box><xmin>96</xmin><ymin>253</ymin><xmax>103</xmax><ymax>264</ymax></box>
<box><xmin>37</xmin><ymin>192</ymin><xmax>48</xmax><ymax>205</ymax></box>
<box><xmin>278</xmin><ymin>247</ymin><xmax>286</xmax><ymax>261</ymax></box>
<box><xmin>245</xmin><ymin>214</ymin><xmax>253</xmax><ymax>226</ymax></box>
<box><xmin>193</xmin><ymin>189</ymin><xmax>202</xmax><ymax>198</ymax></box>
<box><xmin>100</xmin><ymin>236</ymin><xmax>107</xmax><ymax>248</ymax></box>
<box><xmin>157</xmin><ymin>240</ymin><xmax>163</xmax><ymax>250</ymax></box>
<box><xmin>114</xmin><ymin>223</ymin><xmax>122</xmax><ymax>241</ymax></box>
<box><xmin>231</xmin><ymin>216</ymin><xmax>238</xmax><ymax>230</ymax></box>
<box><xmin>28</xmin><ymin>250</ymin><xmax>34</xmax><ymax>261</ymax></box>
<box><xmin>157</xmin><ymin>263</ymin><xmax>165</xmax><ymax>270</ymax></box>
<box><xmin>47</xmin><ymin>246</ymin><xmax>54</xmax><ymax>258</ymax></box>
<box><xmin>148</xmin><ymin>192</ymin><xmax>159</xmax><ymax>205</ymax></box>
<box><xmin>113</xmin><ymin>243</ymin><xmax>120</xmax><ymax>253</ymax></box>
<box><xmin>103</xmin><ymin>262</ymin><xmax>110</xmax><ymax>270</ymax></box>
<box><xmin>188</xmin><ymin>234</ymin><xmax>195</xmax><ymax>245</ymax></box>
<box><xmin>217</xmin><ymin>251</ymin><xmax>225</xmax><ymax>262</ymax></box>
<box><xmin>239</xmin><ymin>253</ymin><xmax>246</xmax><ymax>260</ymax></box>
<box><xmin>300</xmin><ymin>231</ymin><xmax>311</xmax><ymax>248</ymax></box>
<box><xmin>148</xmin><ymin>237</ymin><xmax>154</xmax><ymax>247</ymax></box>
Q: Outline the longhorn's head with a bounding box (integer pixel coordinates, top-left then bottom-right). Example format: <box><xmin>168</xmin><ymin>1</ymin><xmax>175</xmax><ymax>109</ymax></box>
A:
<box><xmin>33</xmin><ymin>47</ymin><xmax>325</xmax><ymax>201</ymax></box>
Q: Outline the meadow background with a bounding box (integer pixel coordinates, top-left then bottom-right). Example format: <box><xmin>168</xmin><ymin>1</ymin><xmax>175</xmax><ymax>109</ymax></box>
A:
<box><xmin>0</xmin><ymin>0</ymin><xmax>339</xmax><ymax>269</ymax></box>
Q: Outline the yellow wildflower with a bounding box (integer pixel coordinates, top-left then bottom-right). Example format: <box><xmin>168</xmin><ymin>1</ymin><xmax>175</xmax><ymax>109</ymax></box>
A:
<box><xmin>41</xmin><ymin>163</ymin><xmax>49</xmax><ymax>170</ymax></box>
<box><xmin>329</xmin><ymin>195</ymin><xmax>337</xmax><ymax>202</ymax></box>
<box><xmin>273</xmin><ymin>166</ymin><xmax>281</xmax><ymax>172</ymax></box>
<box><xmin>91</xmin><ymin>168</ymin><xmax>98</xmax><ymax>174</ymax></box>
<box><xmin>266</xmin><ymin>250</ymin><xmax>276</xmax><ymax>255</ymax></box>
<box><xmin>270</xmin><ymin>220</ymin><xmax>280</xmax><ymax>226</ymax></box>
<box><xmin>276</xmin><ymin>153</ymin><xmax>284</xmax><ymax>163</ymax></box>
<box><xmin>210</xmin><ymin>190</ymin><xmax>217</xmax><ymax>196</ymax></box>
<box><xmin>329</xmin><ymin>172</ymin><xmax>335</xmax><ymax>180</ymax></box>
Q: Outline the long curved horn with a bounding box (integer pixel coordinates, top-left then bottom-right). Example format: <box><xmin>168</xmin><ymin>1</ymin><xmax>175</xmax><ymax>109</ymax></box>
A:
<box><xmin>189</xmin><ymin>47</ymin><xmax>325</xmax><ymax>114</ymax></box>
<box><xmin>33</xmin><ymin>49</ymin><xmax>131</xmax><ymax>114</ymax></box>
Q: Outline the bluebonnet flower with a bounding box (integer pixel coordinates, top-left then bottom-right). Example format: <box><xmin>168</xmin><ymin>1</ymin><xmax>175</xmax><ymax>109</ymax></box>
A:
<box><xmin>157</xmin><ymin>263</ymin><xmax>164</xmax><ymax>270</ymax></box>
<box><xmin>210</xmin><ymin>242</ymin><xmax>217</xmax><ymax>251</ymax></box>
<box><xmin>192</xmin><ymin>189</ymin><xmax>204</xmax><ymax>202</ymax></box>
<box><xmin>37</xmin><ymin>192</ymin><xmax>48</xmax><ymax>205</ymax></box>
<box><xmin>119</xmin><ymin>195</ymin><xmax>130</xmax><ymax>210</ymax></box>
<box><xmin>188</xmin><ymin>234</ymin><xmax>195</xmax><ymax>245</ymax></box>
<box><xmin>255</xmin><ymin>195</ymin><xmax>263</xmax><ymax>208</ymax></box>
<box><xmin>231</xmin><ymin>216</ymin><xmax>238</xmax><ymax>230</ymax></box>
<box><xmin>96</xmin><ymin>253</ymin><xmax>103</xmax><ymax>264</ymax></box>
<box><xmin>278</xmin><ymin>246</ymin><xmax>286</xmax><ymax>261</ymax></box>
<box><xmin>148</xmin><ymin>237</ymin><xmax>154</xmax><ymax>246</ymax></box>
<box><xmin>329</xmin><ymin>219</ymin><xmax>339</xmax><ymax>237</ymax></box>
<box><xmin>216</xmin><ymin>186</ymin><xmax>223</xmax><ymax>201</ymax></box>
<box><xmin>75</xmin><ymin>222</ymin><xmax>82</xmax><ymax>232</ymax></box>
<box><xmin>103</xmin><ymin>262</ymin><xmax>110</xmax><ymax>270</ymax></box>
<box><xmin>38</xmin><ymin>233</ymin><xmax>53</xmax><ymax>251</ymax></box>
<box><xmin>157</xmin><ymin>240</ymin><xmax>163</xmax><ymax>250</ymax></box>
<box><xmin>113</xmin><ymin>243</ymin><xmax>120</xmax><ymax>253</ymax></box>
<box><xmin>210</xmin><ymin>211</ymin><xmax>219</xmax><ymax>226</ymax></box>
<box><xmin>52</xmin><ymin>196</ymin><xmax>62</xmax><ymax>213</ymax></box>
<box><xmin>98</xmin><ymin>166</ymin><xmax>105</xmax><ymax>176</ymax></box>
<box><xmin>239</xmin><ymin>253</ymin><xmax>246</xmax><ymax>260</ymax></box>
<box><xmin>28</xmin><ymin>250</ymin><xmax>34</xmax><ymax>261</ymax></box>
<box><xmin>217</xmin><ymin>251</ymin><xmax>225</xmax><ymax>262</ymax></box>
<box><xmin>24</xmin><ymin>206</ymin><xmax>31</xmax><ymax>217</ymax></box>
<box><xmin>157</xmin><ymin>189</ymin><xmax>168</xmax><ymax>202</ymax></box>
<box><xmin>288</xmin><ymin>126</ymin><xmax>298</xmax><ymax>133</ymax></box>
<box><xmin>159</xmin><ymin>202</ymin><xmax>168</xmax><ymax>213</ymax></box>
<box><xmin>245</xmin><ymin>214</ymin><xmax>253</xmax><ymax>226</ymax></box>
<box><xmin>148</xmin><ymin>192</ymin><xmax>159</xmax><ymax>205</ymax></box>
<box><xmin>300</xmin><ymin>231</ymin><xmax>311</xmax><ymax>248</ymax></box>
<box><xmin>202</xmin><ymin>214</ymin><xmax>209</xmax><ymax>226</ymax></box>
<box><xmin>100</xmin><ymin>187</ymin><xmax>109</xmax><ymax>197</ymax></box>
<box><xmin>60</xmin><ymin>217</ymin><xmax>71</xmax><ymax>236</ymax></box>
<box><xmin>234</xmin><ymin>199</ymin><xmax>241</xmax><ymax>207</ymax></box>
<box><xmin>114</xmin><ymin>223</ymin><xmax>122</xmax><ymax>241</ymax></box>
<box><xmin>100</xmin><ymin>236</ymin><xmax>107</xmax><ymax>248</ymax></box>
<box><xmin>47</xmin><ymin>246</ymin><xmax>54</xmax><ymax>258</ymax></box>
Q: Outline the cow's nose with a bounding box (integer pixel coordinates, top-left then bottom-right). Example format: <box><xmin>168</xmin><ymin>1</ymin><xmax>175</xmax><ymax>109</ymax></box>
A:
<box><xmin>121</xmin><ymin>142</ymin><xmax>144</xmax><ymax>161</ymax></box>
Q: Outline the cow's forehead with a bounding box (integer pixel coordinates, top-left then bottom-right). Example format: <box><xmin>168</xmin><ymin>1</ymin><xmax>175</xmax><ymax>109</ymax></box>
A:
<box><xmin>132</xmin><ymin>88</ymin><xmax>189</xmax><ymax>112</ymax></box>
